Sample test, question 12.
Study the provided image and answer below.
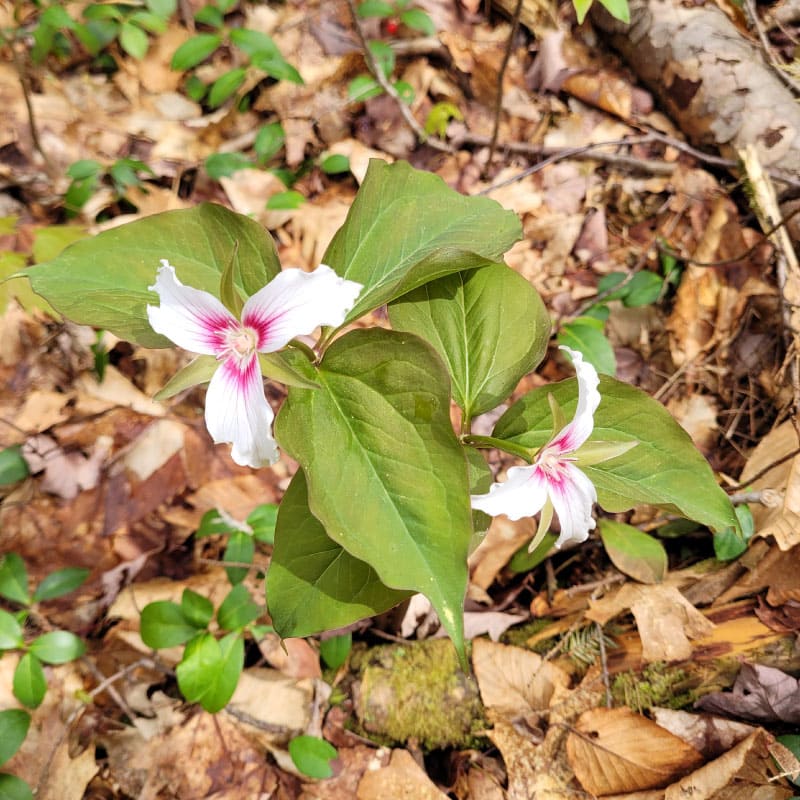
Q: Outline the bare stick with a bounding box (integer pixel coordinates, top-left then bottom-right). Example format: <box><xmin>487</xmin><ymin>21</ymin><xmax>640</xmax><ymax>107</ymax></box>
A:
<box><xmin>344</xmin><ymin>0</ymin><xmax>453</xmax><ymax>153</ymax></box>
<box><xmin>485</xmin><ymin>0</ymin><xmax>524</xmax><ymax>174</ymax></box>
<box><xmin>744</xmin><ymin>0</ymin><xmax>800</xmax><ymax>97</ymax></box>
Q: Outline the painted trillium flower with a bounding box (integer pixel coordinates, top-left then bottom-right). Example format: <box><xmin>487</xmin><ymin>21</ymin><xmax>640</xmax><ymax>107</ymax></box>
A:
<box><xmin>147</xmin><ymin>260</ymin><xmax>362</xmax><ymax>469</ymax></box>
<box><xmin>472</xmin><ymin>347</ymin><xmax>613</xmax><ymax>550</ymax></box>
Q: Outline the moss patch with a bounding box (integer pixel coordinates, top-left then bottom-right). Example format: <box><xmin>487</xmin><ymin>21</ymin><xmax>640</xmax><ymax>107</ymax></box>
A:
<box><xmin>611</xmin><ymin>661</ymin><xmax>699</xmax><ymax>712</ymax></box>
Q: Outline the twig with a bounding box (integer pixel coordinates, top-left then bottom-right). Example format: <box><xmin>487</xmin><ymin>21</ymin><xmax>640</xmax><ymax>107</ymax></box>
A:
<box><xmin>728</xmin><ymin>445</ymin><xmax>800</xmax><ymax>490</ymax></box>
<box><xmin>485</xmin><ymin>0</ymin><xmax>524</xmax><ymax>175</ymax></box>
<box><xmin>344</xmin><ymin>0</ymin><xmax>453</xmax><ymax>153</ymax></box>
<box><xmin>744</xmin><ymin>0</ymin><xmax>800</xmax><ymax>97</ymax></box>
<box><xmin>595</xmin><ymin>622</ymin><xmax>612</xmax><ymax>708</ymax></box>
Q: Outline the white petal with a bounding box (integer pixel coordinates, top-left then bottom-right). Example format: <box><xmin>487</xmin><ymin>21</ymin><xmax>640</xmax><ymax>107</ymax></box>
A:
<box><xmin>147</xmin><ymin>261</ymin><xmax>237</xmax><ymax>356</ymax></box>
<box><xmin>549</xmin><ymin>462</ymin><xmax>597</xmax><ymax>548</ymax></box>
<box><xmin>471</xmin><ymin>464</ymin><xmax>549</xmax><ymax>521</ymax></box>
<box><xmin>549</xmin><ymin>347</ymin><xmax>600</xmax><ymax>454</ymax></box>
<box><xmin>204</xmin><ymin>353</ymin><xmax>279</xmax><ymax>468</ymax></box>
<box><xmin>241</xmin><ymin>264</ymin><xmax>362</xmax><ymax>352</ymax></box>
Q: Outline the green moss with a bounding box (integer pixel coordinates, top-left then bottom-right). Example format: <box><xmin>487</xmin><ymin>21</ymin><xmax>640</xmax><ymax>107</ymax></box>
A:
<box><xmin>355</xmin><ymin>640</ymin><xmax>487</xmax><ymax>750</ymax></box>
<box><xmin>611</xmin><ymin>662</ymin><xmax>700</xmax><ymax>712</ymax></box>
<box><xmin>500</xmin><ymin>617</ymin><xmax>554</xmax><ymax>650</ymax></box>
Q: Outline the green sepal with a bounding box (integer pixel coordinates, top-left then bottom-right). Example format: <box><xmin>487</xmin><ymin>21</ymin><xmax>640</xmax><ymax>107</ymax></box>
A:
<box><xmin>258</xmin><ymin>350</ymin><xmax>320</xmax><ymax>389</ymax></box>
<box><xmin>154</xmin><ymin>355</ymin><xmax>218</xmax><ymax>401</ymax></box>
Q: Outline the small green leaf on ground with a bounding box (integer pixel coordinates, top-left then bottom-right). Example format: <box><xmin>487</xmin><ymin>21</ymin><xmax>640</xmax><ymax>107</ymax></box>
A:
<box><xmin>33</xmin><ymin>567</ymin><xmax>89</xmax><ymax>602</ymax></box>
<box><xmin>289</xmin><ymin>735</ymin><xmax>338</xmax><ymax>779</ymax></box>
<box><xmin>599</xmin><ymin>519</ymin><xmax>667</xmax><ymax>583</ymax></box>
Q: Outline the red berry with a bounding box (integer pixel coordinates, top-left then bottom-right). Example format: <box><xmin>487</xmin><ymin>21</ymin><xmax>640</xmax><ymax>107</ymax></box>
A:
<box><xmin>385</xmin><ymin>18</ymin><xmax>400</xmax><ymax>34</ymax></box>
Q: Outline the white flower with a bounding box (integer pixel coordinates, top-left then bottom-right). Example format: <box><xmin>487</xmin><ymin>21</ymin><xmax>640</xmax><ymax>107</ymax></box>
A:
<box><xmin>471</xmin><ymin>347</ymin><xmax>601</xmax><ymax>549</ymax></box>
<box><xmin>147</xmin><ymin>260</ymin><xmax>361</xmax><ymax>469</ymax></box>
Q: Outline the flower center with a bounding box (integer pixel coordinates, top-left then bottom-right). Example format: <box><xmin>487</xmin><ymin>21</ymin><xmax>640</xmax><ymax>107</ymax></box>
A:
<box><xmin>223</xmin><ymin>325</ymin><xmax>258</xmax><ymax>361</ymax></box>
<box><xmin>536</xmin><ymin>445</ymin><xmax>573</xmax><ymax>479</ymax></box>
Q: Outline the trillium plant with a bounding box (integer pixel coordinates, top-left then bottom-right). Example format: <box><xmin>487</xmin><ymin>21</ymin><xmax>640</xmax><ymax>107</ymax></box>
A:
<box><xmin>27</xmin><ymin>160</ymin><xmax>737</xmax><ymax>677</ymax></box>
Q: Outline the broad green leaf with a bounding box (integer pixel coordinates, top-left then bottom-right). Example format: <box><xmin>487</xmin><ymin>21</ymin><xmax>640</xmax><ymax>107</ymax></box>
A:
<box><xmin>170</xmin><ymin>33</ymin><xmax>222</xmax><ymax>70</ymax></box>
<box><xmin>130</xmin><ymin>10</ymin><xmax>168</xmax><ymax>31</ymax></box>
<box><xmin>32</xmin><ymin>567</ymin><xmax>89</xmax><ymax>602</ymax></box>
<box><xmin>0</xmin><ymin>555</ymin><xmax>28</xmax><ymax>605</ymax></box>
<box><xmin>140</xmin><ymin>601</ymin><xmax>201</xmax><ymax>648</ymax></box>
<box><xmin>224</xmin><ymin>531</ymin><xmax>254</xmax><ymax>586</ymax></box>
<box><xmin>573</xmin><ymin>0</ymin><xmax>593</xmax><ymax>23</ymax></box>
<box><xmin>154</xmin><ymin>355</ymin><xmax>218</xmax><ymax>400</ymax></box>
<box><xmin>147</xmin><ymin>0</ymin><xmax>177</xmax><ymax>17</ymax></box>
<box><xmin>29</xmin><ymin>631</ymin><xmax>85</xmax><ymax>664</ymax></box>
<box><xmin>228</xmin><ymin>28</ymin><xmax>279</xmax><ymax>60</ymax></box>
<box><xmin>248</xmin><ymin>503</ymin><xmax>278</xmax><ymax>544</ymax></box>
<box><xmin>266</xmin><ymin>190</ymin><xmax>305</xmax><ymax>210</ymax></box>
<box><xmin>194</xmin><ymin>5</ymin><xmax>223</xmax><ymax>27</ymax></box>
<box><xmin>66</xmin><ymin>160</ymin><xmax>102</xmax><ymax>180</ymax></box>
<box><xmin>207</xmin><ymin>67</ymin><xmax>246</xmax><ymax>107</ymax></box>
<box><xmin>254</xmin><ymin>123</ymin><xmax>285</xmax><ymax>163</ymax></box>
<box><xmin>13</xmin><ymin>653</ymin><xmax>46</xmax><ymax>709</ymax></box>
<box><xmin>0</xmin><ymin>611</ymin><xmax>23</xmax><ymax>651</ymax></box>
<box><xmin>0</xmin><ymin>773</ymin><xmax>32</xmax><ymax>800</ymax></box>
<box><xmin>466</xmin><ymin>447</ymin><xmax>493</xmax><ymax>548</ymax></box>
<box><xmin>598</xmin><ymin>0</ymin><xmax>630</xmax><ymax>22</ymax></box>
<box><xmin>393</xmin><ymin>80</ymin><xmax>414</xmax><ymax>104</ymax></box>
<box><xmin>367</xmin><ymin>40</ymin><xmax>395</xmax><ymax>78</ymax></box>
<box><xmin>320</xmin><ymin>633</ymin><xmax>352</xmax><ymax>670</ymax></box>
<box><xmin>205</xmin><ymin>152</ymin><xmax>252</xmax><ymax>179</ymax></box>
<box><xmin>323</xmin><ymin>160</ymin><xmax>522</xmax><ymax>324</ymax></box>
<box><xmin>320</xmin><ymin>154</ymin><xmax>350</xmax><ymax>175</ymax></box>
<box><xmin>622</xmin><ymin>271</ymin><xmax>663</xmax><ymax>307</ymax></box>
<box><xmin>598</xmin><ymin>519</ymin><xmax>667</xmax><ymax>583</ymax></box>
<box><xmin>28</xmin><ymin>204</ymin><xmax>281</xmax><ymax>347</ymax></box>
<box><xmin>180</xmin><ymin>589</ymin><xmax>214</xmax><ymax>629</ymax></box>
<box><xmin>31</xmin><ymin>225</ymin><xmax>88</xmax><ymax>263</ymax></box>
<box><xmin>217</xmin><ymin>584</ymin><xmax>261</xmax><ymax>631</ymax></box>
<box><xmin>252</xmin><ymin>56</ymin><xmax>303</xmax><ymax>84</ymax></box>
<box><xmin>196</xmin><ymin>509</ymin><xmax>238</xmax><ymax>538</ymax></box>
<box><xmin>176</xmin><ymin>631</ymin><xmax>243</xmax><ymax>713</ymax></box>
<box><xmin>258</xmin><ymin>350</ymin><xmax>320</xmax><ymax>390</ymax></box>
<box><xmin>400</xmin><ymin>8</ymin><xmax>435</xmax><ymax>34</ymax></box>
<box><xmin>348</xmin><ymin>75</ymin><xmax>383</xmax><ymax>101</ymax></box>
<box><xmin>389</xmin><ymin>264</ymin><xmax>549</xmax><ymax>419</ymax></box>
<box><xmin>557</xmin><ymin>317</ymin><xmax>616</xmax><ymax>375</ymax></box>
<box><xmin>120</xmin><ymin>20</ymin><xmax>149</xmax><ymax>59</ymax></box>
<box><xmin>288</xmin><ymin>735</ymin><xmax>338</xmax><ymax>779</ymax></box>
<box><xmin>275</xmin><ymin>329</ymin><xmax>472</xmax><ymax>658</ymax></box>
<box><xmin>266</xmin><ymin>469</ymin><xmax>410</xmax><ymax>638</ymax></box>
<box><xmin>0</xmin><ymin>710</ymin><xmax>30</xmax><ymax>766</ymax></box>
<box><xmin>493</xmin><ymin>375</ymin><xmax>737</xmax><ymax>532</ymax></box>
<box><xmin>714</xmin><ymin>505</ymin><xmax>754</xmax><ymax>561</ymax></box>
<box><xmin>357</xmin><ymin>0</ymin><xmax>394</xmax><ymax>17</ymax></box>
<box><xmin>508</xmin><ymin>532</ymin><xmax>559</xmax><ymax>573</ymax></box>
<box><xmin>0</xmin><ymin>447</ymin><xmax>29</xmax><ymax>486</ymax></box>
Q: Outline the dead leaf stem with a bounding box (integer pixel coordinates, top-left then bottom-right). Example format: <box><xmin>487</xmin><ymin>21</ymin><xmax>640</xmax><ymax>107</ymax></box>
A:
<box><xmin>344</xmin><ymin>0</ymin><xmax>453</xmax><ymax>153</ymax></box>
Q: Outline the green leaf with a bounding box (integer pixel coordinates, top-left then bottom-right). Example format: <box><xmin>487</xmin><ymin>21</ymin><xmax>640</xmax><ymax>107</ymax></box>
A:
<box><xmin>713</xmin><ymin>505</ymin><xmax>755</xmax><ymax>561</ymax></box>
<box><xmin>180</xmin><ymin>589</ymin><xmax>214</xmax><ymax>629</ymax></box>
<box><xmin>0</xmin><ymin>555</ymin><xmax>28</xmax><ymax>606</ymax></box>
<box><xmin>229</xmin><ymin>28</ymin><xmax>280</xmax><ymax>60</ymax></box>
<box><xmin>66</xmin><ymin>159</ymin><xmax>102</xmax><ymax>180</ymax></box>
<box><xmin>217</xmin><ymin>584</ymin><xmax>261</xmax><ymax>631</ymax></box>
<box><xmin>424</xmin><ymin>101</ymin><xmax>463</xmax><ymax>137</ymax></box>
<box><xmin>154</xmin><ymin>355</ymin><xmax>218</xmax><ymax>400</ymax></box>
<box><xmin>288</xmin><ymin>735</ymin><xmax>338</xmax><ymax>779</ymax></box>
<box><xmin>28</xmin><ymin>204</ymin><xmax>281</xmax><ymax>348</ymax></box>
<box><xmin>0</xmin><ymin>773</ymin><xmax>33</xmax><ymax>800</ymax></box>
<box><xmin>170</xmin><ymin>33</ymin><xmax>222</xmax><ymax>70</ymax></box>
<box><xmin>357</xmin><ymin>0</ymin><xmax>395</xmax><ymax>17</ymax></box>
<box><xmin>207</xmin><ymin>67</ymin><xmax>246</xmax><ymax>107</ymax></box>
<box><xmin>205</xmin><ymin>152</ymin><xmax>252</xmax><ymax>179</ymax></box>
<box><xmin>248</xmin><ymin>503</ymin><xmax>278</xmax><ymax>544</ymax></box>
<box><xmin>266</xmin><ymin>190</ymin><xmax>305</xmax><ymax>210</ymax></box>
<box><xmin>185</xmin><ymin>74</ymin><xmax>208</xmax><ymax>101</ymax></box>
<box><xmin>266</xmin><ymin>469</ymin><xmax>410</xmax><ymax>638</ymax></box>
<box><xmin>31</xmin><ymin>225</ymin><xmax>88</xmax><ymax>263</ymax></box>
<box><xmin>0</xmin><ymin>610</ymin><xmax>23</xmax><ymax>651</ymax></box>
<box><xmin>13</xmin><ymin>653</ymin><xmax>46</xmax><ymax>709</ymax></box>
<box><xmin>348</xmin><ymin>75</ymin><xmax>383</xmax><ymax>101</ymax></box>
<box><xmin>320</xmin><ymin>154</ymin><xmax>350</xmax><ymax>175</ymax></box>
<box><xmin>320</xmin><ymin>633</ymin><xmax>352</xmax><ymax>670</ymax></box>
<box><xmin>254</xmin><ymin>123</ymin><xmax>285</xmax><ymax>163</ymax></box>
<box><xmin>29</xmin><ymin>631</ymin><xmax>85</xmax><ymax>664</ymax></box>
<box><xmin>493</xmin><ymin>375</ymin><xmax>738</xmax><ymax>532</ymax></box>
<box><xmin>42</xmin><ymin>5</ymin><xmax>77</xmax><ymax>28</ymax></box>
<box><xmin>129</xmin><ymin>11</ymin><xmax>168</xmax><ymax>34</ymax></box>
<box><xmin>275</xmin><ymin>329</ymin><xmax>472</xmax><ymax>659</ymax></box>
<box><xmin>147</xmin><ymin>0</ymin><xmax>177</xmax><ymax>18</ymax></box>
<box><xmin>557</xmin><ymin>317</ymin><xmax>616</xmax><ymax>375</ymax></box>
<box><xmin>508</xmin><ymin>532</ymin><xmax>559</xmax><ymax>573</ymax></box>
<box><xmin>393</xmin><ymin>80</ymin><xmax>415</xmax><ymax>104</ymax></box>
<box><xmin>219</xmin><ymin>240</ymin><xmax>244</xmax><ymax>317</ymax></box>
<box><xmin>598</xmin><ymin>0</ymin><xmax>630</xmax><ymax>22</ymax></box>
<box><xmin>572</xmin><ymin>0</ymin><xmax>593</xmax><ymax>23</ymax></box>
<box><xmin>389</xmin><ymin>264</ymin><xmax>549</xmax><ymax>419</ymax></box>
<box><xmin>258</xmin><ymin>349</ymin><xmax>320</xmax><ymax>390</ymax></box>
<box><xmin>32</xmin><ymin>567</ymin><xmax>89</xmax><ymax>602</ymax></box>
<box><xmin>0</xmin><ymin>710</ymin><xmax>30</xmax><ymax>766</ymax></box>
<box><xmin>324</xmin><ymin>160</ymin><xmax>522</xmax><ymax>324</ymax></box>
<box><xmin>140</xmin><ymin>601</ymin><xmax>201</xmax><ymax>648</ymax></box>
<box><xmin>0</xmin><ymin>448</ymin><xmax>29</xmax><ymax>486</ymax></box>
<box><xmin>176</xmin><ymin>631</ymin><xmax>243</xmax><ymax>712</ymax></box>
<box><xmin>400</xmin><ymin>8</ymin><xmax>435</xmax><ymax>34</ymax></box>
<box><xmin>777</xmin><ymin>735</ymin><xmax>800</xmax><ymax>788</ymax></box>
<box><xmin>598</xmin><ymin>519</ymin><xmax>667</xmax><ymax>583</ymax></box>
<box><xmin>120</xmin><ymin>20</ymin><xmax>149</xmax><ymax>59</ymax></box>
<box><xmin>253</xmin><ymin>56</ymin><xmax>303</xmax><ymax>84</ymax></box>
<box><xmin>367</xmin><ymin>40</ymin><xmax>395</xmax><ymax>78</ymax></box>
<box><xmin>196</xmin><ymin>509</ymin><xmax>238</xmax><ymax>538</ymax></box>
<box><xmin>622</xmin><ymin>271</ymin><xmax>663</xmax><ymax>307</ymax></box>
<box><xmin>194</xmin><ymin>5</ymin><xmax>223</xmax><ymax>27</ymax></box>
<box><xmin>224</xmin><ymin>531</ymin><xmax>254</xmax><ymax>586</ymax></box>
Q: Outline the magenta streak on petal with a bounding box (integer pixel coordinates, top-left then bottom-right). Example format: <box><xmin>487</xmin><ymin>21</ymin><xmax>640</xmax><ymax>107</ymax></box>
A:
<box><xmin>241</xmin><ymin>308</ymin><xmax>276</xmax><ymax>350</ymax></box>
<box><xmin>219</xmin><ymin>348</ymin><xmax>258</xmax><ymax>390</ymax></box>
<box><xmin>548</xmin><ymin>424</ymin><xmax>581</xmax><ymax>454</ymax></box>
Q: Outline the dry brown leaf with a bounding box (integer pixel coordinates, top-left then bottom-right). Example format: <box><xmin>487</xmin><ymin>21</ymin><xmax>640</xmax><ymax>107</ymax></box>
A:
<box><xmin>356</xmin><ymin>749</ymin><xmax>449</xmax><ymax>800</ymax></box>
<box><xmin>121</xmin><ymin>419</ymin><xmax>187</xmax><ymax>482</ymax></box>
<box><xmin>566</xmin><ymin>707</ymin><xmax>704</xmax><ymax>795</ymax></box>
<box><xmin>666</xmin><ymin>394</ymin><xmax>719</xmax><ymax>453</ymax></box>
<box><xmin>586</xmin><ymin>583</ymin><xmax>714</xmax><ymax>662</ymax></box>
<box><xmin>561</xmin><ymin>71</ymin><xmax>634</xmax><ymax>120</ymax></box>
<box><xmin>258</xmin><ymin>636</ymin><xmax>322</xmax><ymax>680</ymax></box>
<box><xmin>651</xmin><ymin>708</ymin><xmax>755</xmax><ymax>759</ymax></box>
<box><xmin>74</xmin><ymin>365</ymin><xmax>165</xmax><ymax>417</ymax></box>
<box><xmin>469</xmin><ymin>516</ymin><xmax>537</xmax><ymax>591</ymax></box>
<box><xmin>472</xmin><ymin>638</ymin><xmax>570</xmax><ymax>720</ymax></box>
<box><xmin>462</xmin><ymin>611</ymin><xmax>528</xmax><ymax>641</ymax></box>
<box><xmin>13</xmin><ymin>390</ymin><xmax>72</xmax><ymax>436</ymax></box>
<box><xmin>737</xmin><ymin>419</ymin><xmax>800</xmax><ymax>550</ymax></box>
<box><xmin>695</xmin><ymin>662</ymin><xmax>800</xmax><ymax>724</ymax></box>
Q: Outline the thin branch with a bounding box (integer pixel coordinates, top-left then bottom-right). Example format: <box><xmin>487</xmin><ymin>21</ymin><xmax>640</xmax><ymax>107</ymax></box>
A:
<box><xmin>744</xmin><ymin>0</ymin><xmax>800</xmax><ymax>97</ymax></box>
<box><xmin>485</xmin><ymin>0</ymin><xmax>524</xmax><ymax>174</ymax></box>
<box><xmin>727</xmin><ymin>445</ymin><xmax>800</xmax><ymax>490</ymax></box>
<box><xmin>595</xmin><ymin>622</ymin><xmax>612</xmax><ymax>708</ymax></box>
<box><xmin>344</xmin><ymin>0</ymin><xmax>453</xmax><ymax>153</ymax></box>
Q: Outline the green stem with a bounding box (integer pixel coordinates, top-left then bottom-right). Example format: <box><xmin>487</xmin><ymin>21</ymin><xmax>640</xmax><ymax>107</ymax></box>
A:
<box><xmin>461</xmin><ymin>434</ymin><xmax>535</xmax><ymax>464</ymax></box>
<box><xmin>289</xmin><ymin>337</ymin><xmax>318</xmax><ymax>363</ymax></box>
